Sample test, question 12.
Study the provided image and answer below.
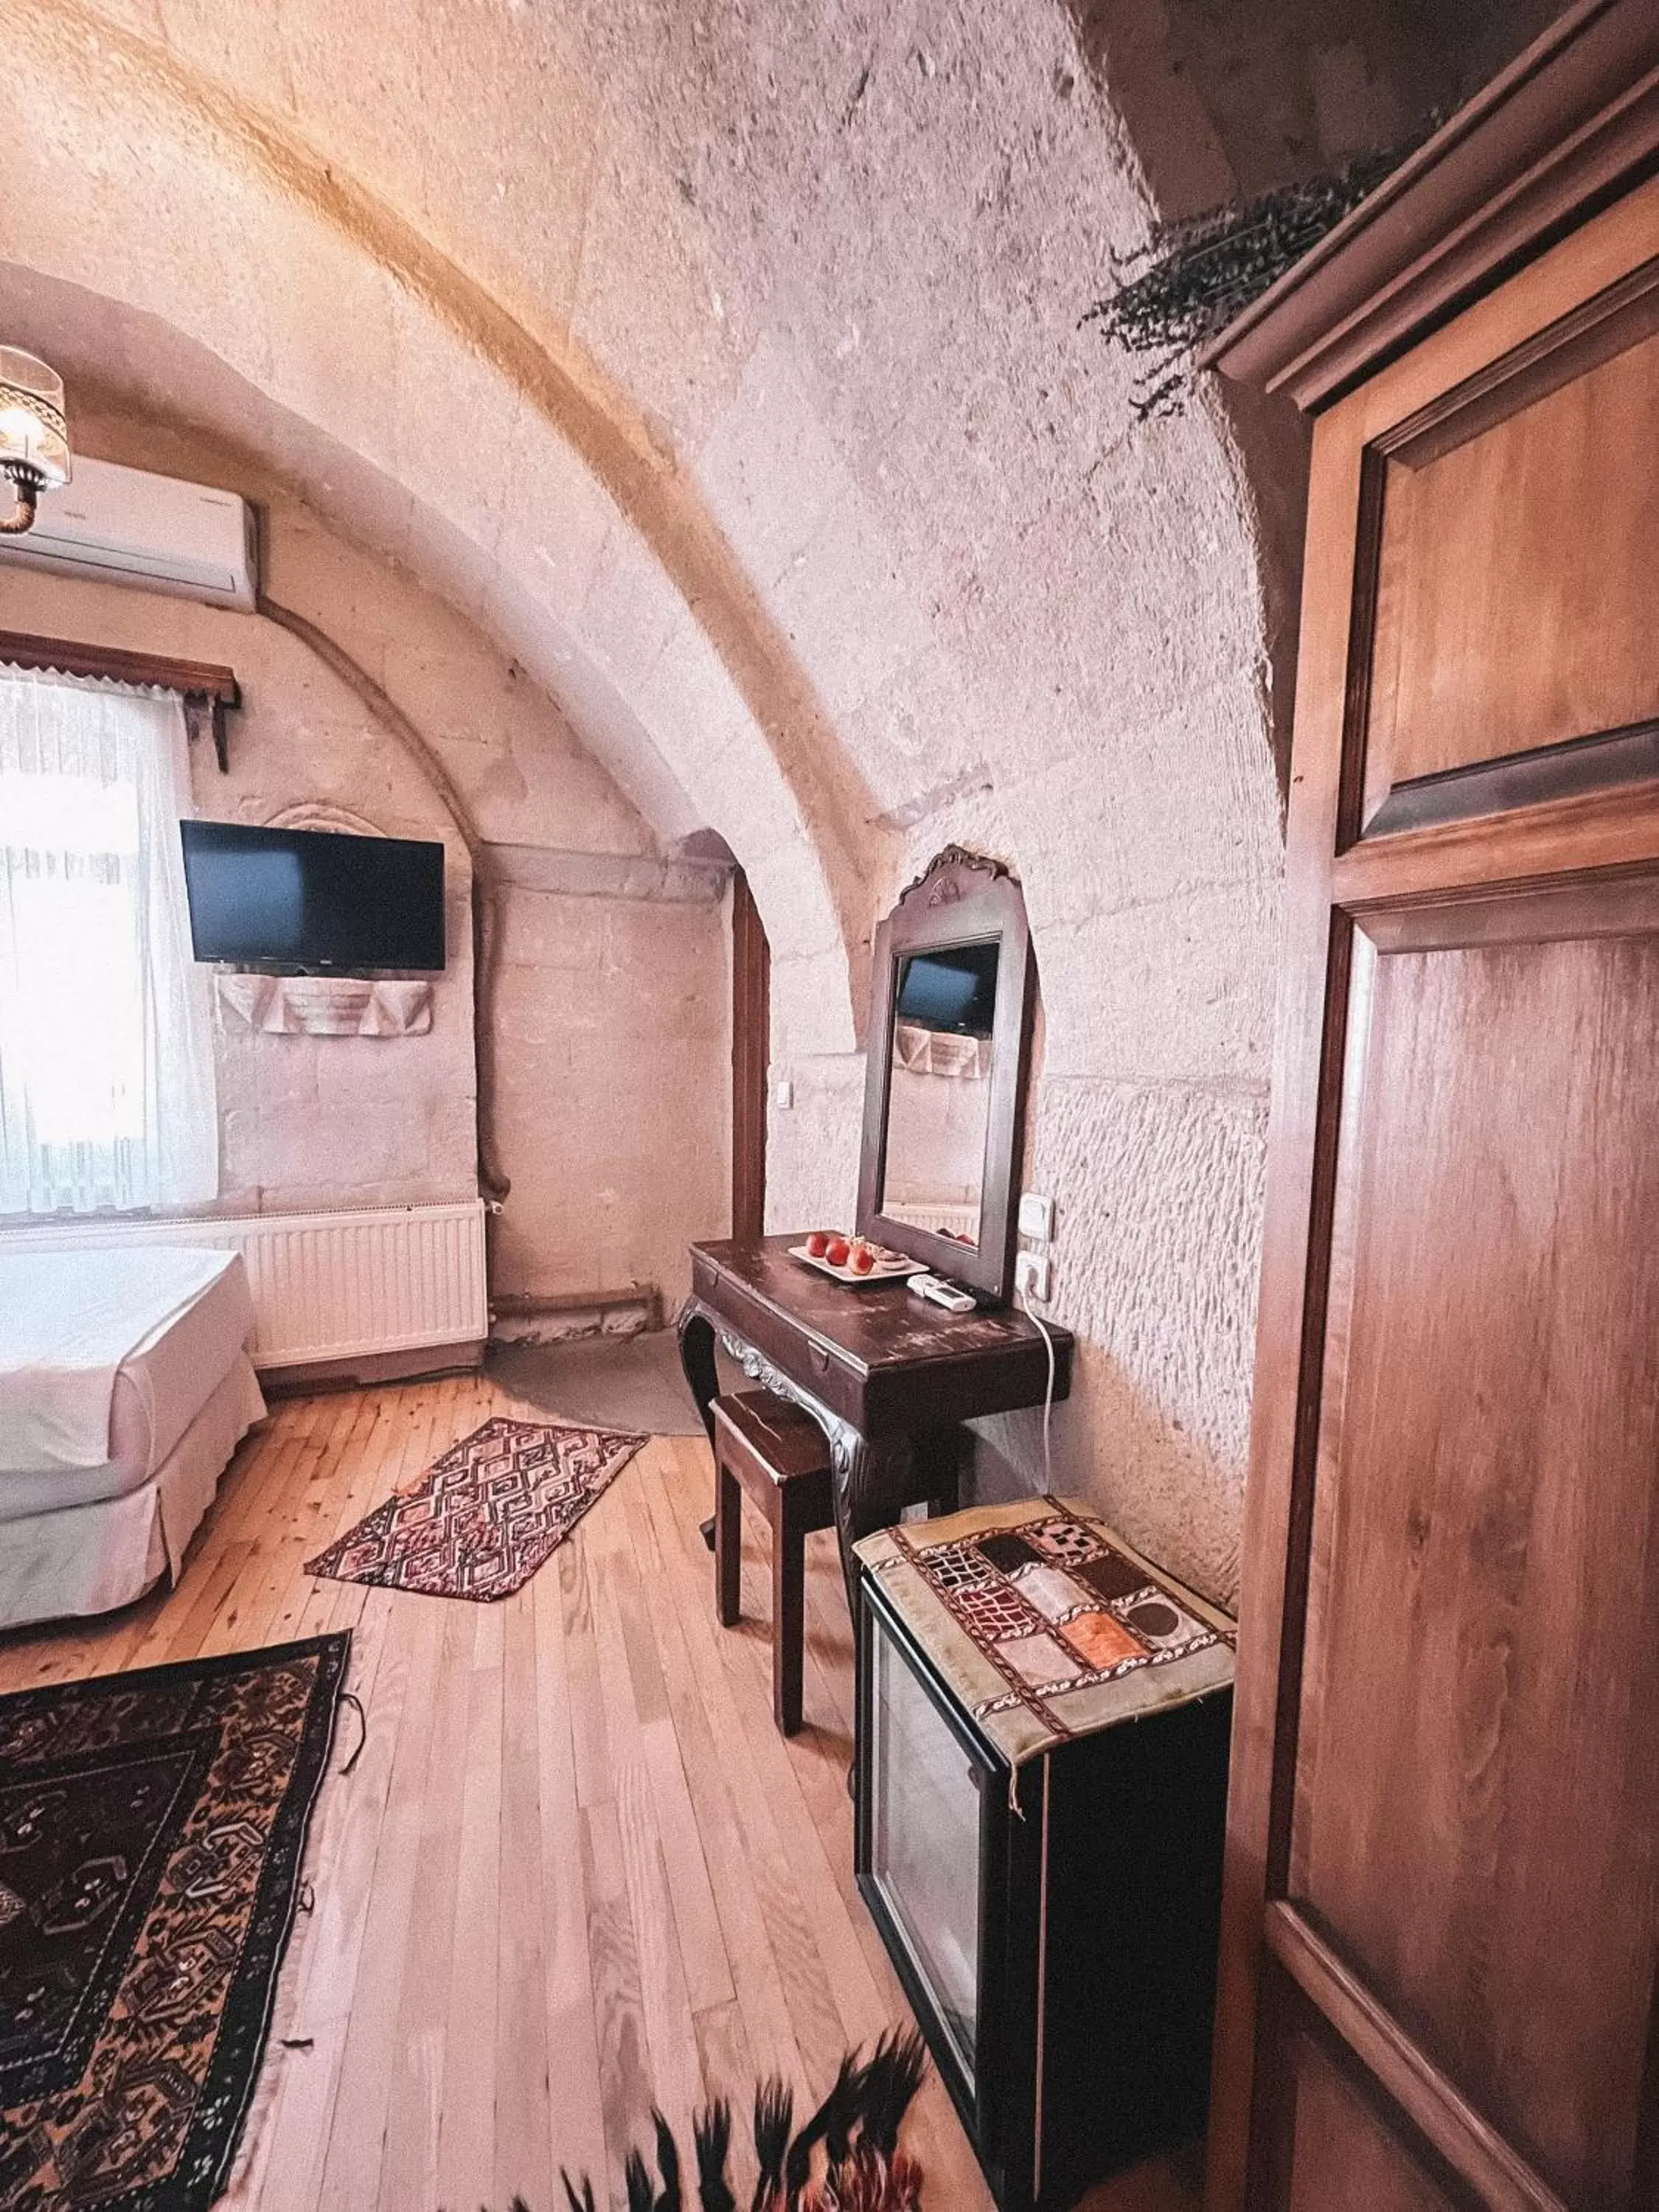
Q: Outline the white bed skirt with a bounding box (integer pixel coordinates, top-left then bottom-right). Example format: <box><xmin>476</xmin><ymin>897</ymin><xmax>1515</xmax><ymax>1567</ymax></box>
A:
<box><xmin>0</xmin><ymin>1354</ymin><xmax>265</xmax><ymax>1630</ymax></box>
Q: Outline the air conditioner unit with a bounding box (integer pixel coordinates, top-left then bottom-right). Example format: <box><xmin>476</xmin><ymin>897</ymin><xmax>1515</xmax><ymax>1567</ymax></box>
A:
<box><xmin>0</xmin><ymin>456</ymin><xmax>259</xmax><ymax>611</ymax></box>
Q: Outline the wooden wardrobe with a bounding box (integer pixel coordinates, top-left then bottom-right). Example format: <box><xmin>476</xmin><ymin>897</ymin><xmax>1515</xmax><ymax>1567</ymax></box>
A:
<box><xmin>1200</xmin><ymin>7</ymin><xmax>1659</xmax><ymax>2209</ymax></box>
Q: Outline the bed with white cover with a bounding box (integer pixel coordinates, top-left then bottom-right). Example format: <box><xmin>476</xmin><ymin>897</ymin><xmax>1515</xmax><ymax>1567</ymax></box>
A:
<box><xmin>0</xmin><ymin>1246</ymin><xmax>265</xmax><ymax>1629</ymax></box>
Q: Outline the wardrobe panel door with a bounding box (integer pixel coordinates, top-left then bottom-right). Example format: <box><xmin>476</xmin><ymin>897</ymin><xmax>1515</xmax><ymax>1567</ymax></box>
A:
<box><xmin>1363</xmin><ymin>293</ymin><xmax>1659</xmax><ymax>815</ymax></box>
<box><xmin>1206</xmin><ymin>167</ymin><xmax>1659</xmax><ymax>2212</ymax></box>
<box><xmin>1277</xmin><ymin>2025</ymin><xmax>1461</xmax><ymax>2212</ymax></box>
<box><xmin>1289</xmin><ymin>922</ymin><xmax>1659</xmax><ymax>2206</ymax></box>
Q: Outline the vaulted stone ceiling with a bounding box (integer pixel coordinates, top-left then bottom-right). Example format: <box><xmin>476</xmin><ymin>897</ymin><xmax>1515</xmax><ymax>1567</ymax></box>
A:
<box><xmin>0</xmin><ymin>0</ymin><xmax>1562</xmax><ymax>1599</ymax></box>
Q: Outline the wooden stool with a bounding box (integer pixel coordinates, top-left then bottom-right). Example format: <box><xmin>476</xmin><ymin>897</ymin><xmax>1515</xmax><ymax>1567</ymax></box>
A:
<box><xmin>712</xmin><ymin>1390</ymin><xmax>964</xmax><ymax>1736</ymax></box>
<box><xmin>712</xmin><ymin>1391</ymin><xmax>835</xmax><ymax>1736</ymax></box>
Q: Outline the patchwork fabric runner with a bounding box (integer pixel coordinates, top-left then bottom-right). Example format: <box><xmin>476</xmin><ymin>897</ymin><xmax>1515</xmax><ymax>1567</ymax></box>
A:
<box><xmin>855</xmin><ymin>1497</ymin><xmax>1234</xmax><ymax>1766</ymax></box>
<box><xmin>306</xmin><ymin>1416</ymin><xmax>644</xmax><ymax>1601</ymax></box>
<box><xmin>0</xmin><ymin>1634</ymin><xmax>348</xmax><ymax>2209</ymax></box>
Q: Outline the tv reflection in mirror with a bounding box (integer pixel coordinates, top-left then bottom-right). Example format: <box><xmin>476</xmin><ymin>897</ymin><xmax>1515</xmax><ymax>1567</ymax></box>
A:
<box><xmin>879</xmin><ymin>940</ymin><xmax>999</xmax><ymax>1253</ymax></box>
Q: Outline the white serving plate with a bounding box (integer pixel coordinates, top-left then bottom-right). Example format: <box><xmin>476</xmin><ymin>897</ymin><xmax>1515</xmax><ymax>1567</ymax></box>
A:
<box><xmin>787</xmin><ymin>1241</ymin><xmax>925</xmax><ymax>1286</ymax></box>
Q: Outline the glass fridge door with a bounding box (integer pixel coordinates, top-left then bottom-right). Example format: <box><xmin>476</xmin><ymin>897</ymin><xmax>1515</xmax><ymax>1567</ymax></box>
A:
<box><xmin>868</xmin><ymin>1610</ymin><xmax>984</xmax><ymax>2086</ymax></box>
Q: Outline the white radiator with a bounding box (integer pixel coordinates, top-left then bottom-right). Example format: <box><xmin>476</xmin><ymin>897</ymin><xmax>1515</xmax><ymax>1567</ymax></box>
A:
<box><xmin>0</xmin><ymin>1200</ymin><xmax>488</xmax><ymax>1371</ymax></box>
<box><xmin>884</xmin><ymin>1200</ymin><xmax>981</xmax><ymax>1240</ymax></box>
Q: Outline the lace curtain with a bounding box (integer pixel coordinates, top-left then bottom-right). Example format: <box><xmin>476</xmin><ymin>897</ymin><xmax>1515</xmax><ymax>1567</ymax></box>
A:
<box><xmin>0</xmin><ymin>670</ymin><xmax>218</xmax><ymax>1214</ymax></box>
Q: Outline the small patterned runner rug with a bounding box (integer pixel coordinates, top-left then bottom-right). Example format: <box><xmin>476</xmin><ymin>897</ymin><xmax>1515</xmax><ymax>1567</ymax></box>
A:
<box><xmin>856</xmin><ymin>1497</ymin><xmax>1234</xmax><ymax>1767</ymax></box>
<box><xmin>305</xmin><ymin>1416</ymin><xmax>645</xmax><ymax>1601</ymax></box>
<box><xmin>0</xmin><ymin>1634</ymin><xmax>348</xmax><ymax>2210</ymax></box>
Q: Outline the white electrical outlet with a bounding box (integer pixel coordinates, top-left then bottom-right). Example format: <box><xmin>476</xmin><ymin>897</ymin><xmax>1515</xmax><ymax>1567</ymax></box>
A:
<box><xmin>1018</xmin><ymin>1191</ymin><xmax>1054</xmax><ymax>1242</ymax></box>
<box><xmin>1015</xmin><ymin>1249</ymin><xmax>1050</xmax><ymax>1302</ymax></box>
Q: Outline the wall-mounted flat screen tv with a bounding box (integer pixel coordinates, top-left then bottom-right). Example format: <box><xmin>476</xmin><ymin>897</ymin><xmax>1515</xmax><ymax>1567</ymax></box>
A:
<box><xmin>179</xmin><ymin>820</ymin><xmax>446</xmax><ymax>973</ymax></box>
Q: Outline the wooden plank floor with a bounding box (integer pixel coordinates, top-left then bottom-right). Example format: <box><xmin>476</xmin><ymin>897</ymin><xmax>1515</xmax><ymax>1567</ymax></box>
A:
<box><xmin>0</xmin><ymin>1372</ymin><xmax>1201</xmax><ymax>2212</ymax></box>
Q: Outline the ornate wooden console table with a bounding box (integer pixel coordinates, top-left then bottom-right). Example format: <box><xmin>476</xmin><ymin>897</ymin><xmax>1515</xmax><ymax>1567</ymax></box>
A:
<box><xmin>678</xmin><ymin>1234</ymin><xmax>1074</xmax><ymax>1610</ymax></box>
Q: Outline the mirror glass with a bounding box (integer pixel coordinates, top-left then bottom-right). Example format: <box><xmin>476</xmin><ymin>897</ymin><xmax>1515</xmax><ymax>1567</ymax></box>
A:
<box><xmin>879</xmin><ymin>939</ymin><xmax>999</xmax><ymax>1253</ymax></box>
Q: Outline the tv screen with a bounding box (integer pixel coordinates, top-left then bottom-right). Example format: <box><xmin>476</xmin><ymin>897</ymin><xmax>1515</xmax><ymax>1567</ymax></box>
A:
<box><xmin>179</xmin><ymin>820</ymin><xmax>446</xmax><ymax>973</ymax></box>
<box><xmin>895</xmin><ymin>940</ymin><xmax>1000</xmax><ymax>1038</ymax></box>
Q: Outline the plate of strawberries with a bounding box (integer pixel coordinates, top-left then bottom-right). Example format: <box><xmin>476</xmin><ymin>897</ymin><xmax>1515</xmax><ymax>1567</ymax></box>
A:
<box><xmin>787</xmin><ymin>1231</ymin><xmax>925</xmax><ymax>1285</ymax></box>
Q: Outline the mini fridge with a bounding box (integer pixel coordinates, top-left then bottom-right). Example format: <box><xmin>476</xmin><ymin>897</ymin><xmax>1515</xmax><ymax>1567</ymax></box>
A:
<box><xmin>855</xmin><ymin>1544</ymin><xmax>1232</xmax><ymax>2212</ymax></box>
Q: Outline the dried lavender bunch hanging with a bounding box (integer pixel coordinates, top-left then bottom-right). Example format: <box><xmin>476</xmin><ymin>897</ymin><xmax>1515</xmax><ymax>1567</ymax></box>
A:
<box><xmin>1083</xmin><ymin>137</ymin><xmax>1425</xmax><ymax>415</ymax></box>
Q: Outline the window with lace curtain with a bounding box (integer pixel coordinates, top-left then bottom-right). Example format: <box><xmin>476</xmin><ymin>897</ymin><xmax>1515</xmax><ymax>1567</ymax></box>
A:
<box><xmin>0</xmin><ymin>667</ymin><xmax>218</xmax><ymax>1215</ymax></box>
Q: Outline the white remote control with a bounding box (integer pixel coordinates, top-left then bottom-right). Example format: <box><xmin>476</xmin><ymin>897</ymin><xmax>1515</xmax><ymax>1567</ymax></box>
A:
<box><xmin>908</xmin><ymin>1273</ymin><xmax>977</xmax><ymax>1313</ymax></box>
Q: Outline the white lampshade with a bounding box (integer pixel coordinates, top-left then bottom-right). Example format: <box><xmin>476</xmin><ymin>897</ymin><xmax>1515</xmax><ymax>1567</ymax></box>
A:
<box><xmin>0</xmin><ymin>349</ymin><xmax>71</xmax><ymax>527</ymax></box>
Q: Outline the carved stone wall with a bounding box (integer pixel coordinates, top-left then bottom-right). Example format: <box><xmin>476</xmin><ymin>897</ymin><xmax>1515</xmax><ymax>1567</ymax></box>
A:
<box><xmin>0</xmin><ymin>442</ymin><xmax>730</xmax><ymax>1312</ymax></box>
<box><xmin>1</xmin><ymin>0</ymin><xmax>1555</xmax><ymax>1599</ymax></box>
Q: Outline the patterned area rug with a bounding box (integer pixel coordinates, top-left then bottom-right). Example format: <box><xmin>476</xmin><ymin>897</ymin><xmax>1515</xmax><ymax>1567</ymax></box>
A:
<box><xmin>305</xmin><ymin>1416</ymin><xmax>646</xmax><ymax>1601</ymax></box>
<box><xmin>0</xmin><ymin>1634</ymin><xmax>348</xmax><ymax>2211</ymax></box>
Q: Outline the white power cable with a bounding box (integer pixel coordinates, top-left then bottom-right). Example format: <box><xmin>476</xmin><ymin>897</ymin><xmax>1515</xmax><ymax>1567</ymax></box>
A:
<box><xmin>1018</xmin><ymin>1280</ymin><xmax>1057</xmax><ymax>1498</ymax></box>
<box><xmin>1009</xmin><ymin>1271</ymin><xmax>1058</xmax><ymax>1820</ymax></box>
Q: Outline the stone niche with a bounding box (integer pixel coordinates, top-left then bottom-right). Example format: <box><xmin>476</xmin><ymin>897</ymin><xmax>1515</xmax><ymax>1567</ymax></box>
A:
<box><xmin>212</xmin><ymin>801</ymin><xmax>436</xmax><ymax>1034</ymax></box>
<box><xmin>216</xmin><ymin>972</ymin><xmax>434</xmax><ymax>1036</ymax></box>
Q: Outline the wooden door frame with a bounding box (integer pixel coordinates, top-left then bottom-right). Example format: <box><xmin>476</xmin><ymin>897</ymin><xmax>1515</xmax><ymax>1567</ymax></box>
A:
<box><xmin>730</xmin><ymin>866</ymin><xmax>770</xmax><ymax>1242</ymax></box>
<box><xmin>1204</xmin><ymin>156</ymin><xmax>1659</xmax><ymax>2212</ymax></box>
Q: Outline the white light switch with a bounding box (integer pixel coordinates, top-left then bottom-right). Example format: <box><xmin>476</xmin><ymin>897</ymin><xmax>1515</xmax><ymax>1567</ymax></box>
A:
<box><xmin>773</xmin><ymin>1079</ymin><xmax>794</xmax><ymax>1109</ymax></box>
<box><xmin>1018</xmin><ymin>1192</ymin><xmax>1054</xmax><ymax>1242</ymax></box>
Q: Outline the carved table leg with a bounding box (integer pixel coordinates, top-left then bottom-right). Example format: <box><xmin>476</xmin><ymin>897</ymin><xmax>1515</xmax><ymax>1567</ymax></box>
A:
<box><xmin>911</xmin><ymin>1425</ymin><xmax>966</xmax><ymax>1519</ymax></box>
<box><xmin>824</xmin><ymin>1425</ymin><xmax>916</xmax><ymax>1799</ymax></box>
<box><xmin>675</xmin><ymin>1301</ymin><xmax>720</xmax><ymax>1549</ymax></box>
<box><xmin>825</xmin><ymin>1426</ymin><xmax>916</xmax><ymax>1630</ymax></box>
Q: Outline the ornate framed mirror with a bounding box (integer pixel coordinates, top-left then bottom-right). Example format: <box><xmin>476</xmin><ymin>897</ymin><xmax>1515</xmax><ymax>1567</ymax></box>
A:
<box><xmin>855</xmin><ymin>847</ymin><xmax>1035</xmax><ymax>1303</ymax></box>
